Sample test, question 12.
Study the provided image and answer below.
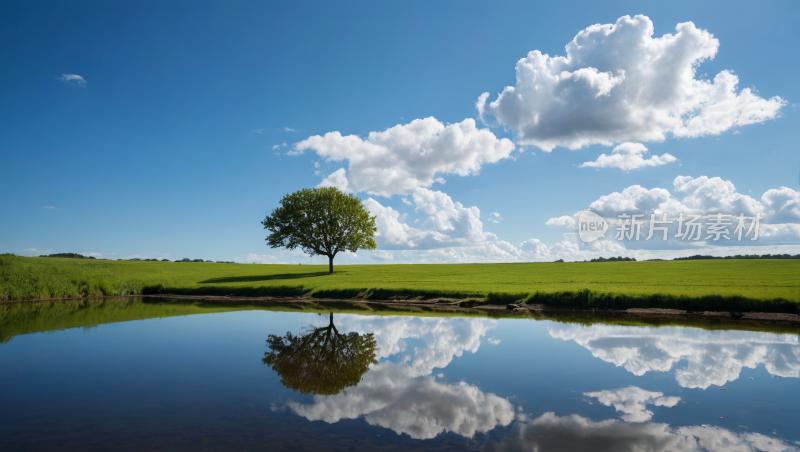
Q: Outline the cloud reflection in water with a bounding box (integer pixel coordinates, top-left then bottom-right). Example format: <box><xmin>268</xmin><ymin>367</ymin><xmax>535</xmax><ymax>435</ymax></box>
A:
<box><xmin>548</xmin><ymin>324</ymin><xmax>800</xmax><ymax>388</ymax></box>
<box><xmin>282</xmin><ymin>315</ymin><xmax>515</xmax><ymax>439</ymax></box>
<box><xmin>487</xmin><ymin>412</ymin><xmax>796</xmax><ymax>452</ymax></box>
<box><xmin>273</xmin><ymin>315</ymin><xmax>798</xmax><ymax>447</ymax></box>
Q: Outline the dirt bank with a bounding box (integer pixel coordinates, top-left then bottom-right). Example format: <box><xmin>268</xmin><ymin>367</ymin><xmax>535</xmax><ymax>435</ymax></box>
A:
<box><xmin>5</xmin><ymin>293</ymin><xmax>800</xmax><ymax>327</ymax></box>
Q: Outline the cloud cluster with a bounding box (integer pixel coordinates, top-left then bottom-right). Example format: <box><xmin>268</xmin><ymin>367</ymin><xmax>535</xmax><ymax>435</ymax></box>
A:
<box><xmin>284</xmin><ymin>315</ymin><xmax>515</xmax><ymax>440</ymax></box>
<box><xmin>332</xmin><ymin>315</ymin><xmax>497</xmax><ymax>375</ymax></box>
<box><xmin>488</xmin><ymin>412</ymin><xmax>796</xmax><ymax>452</ymax></box>
<box><xmin>363</xmin><ymin>188</ymin><xmax>498</xmax><ymax>250</ymax></box>
<box><xmin>580</xmin><ymin>143</ymin><xmax>677</xmax><ymax>171</ymax></box>
<box><xmin>361</xmin><ymin>174</ymin><xmax>800</xmax><ymax>263</ymax></box>
<box><xmin>281</xmin><ymin>15</ymin><xmax>791</xmax><ymax>263</ymax></box>
<box><xmin>549</xmin><ymin>323</ymin><xmax>800</xmax><ymax>389</ymax></box>
<box><xmin>478</xmin><ymin>15</ymin><xmax>786</xmax><ymax>151</ymax></box>
<box><xmin>288</xmin><ymin>364</ymin><xmax>515</xmax><ymax>440</ymax></box>
<box><xmin>547</xmin><ymin>176</ymin><xmax>800</xmax><ymax>247</ymax></box>
<box><xmin>762</xmin><ymin>187</ymin><xmax>800</xmax><ymax>224</ymax></box>
<box><xmin>584</xmin><ymin>387</ymin><xmax>680</xmax><ymax>422</ymax></box>
<box><xmin>363</xmin><ymin>188</ymin><xmax>633</xmax><ymax>262</ymax></box>
<box><xmin>296</xmin><ymin>117</ymin><xmax>515</xmax><ymax>196</ymax></box>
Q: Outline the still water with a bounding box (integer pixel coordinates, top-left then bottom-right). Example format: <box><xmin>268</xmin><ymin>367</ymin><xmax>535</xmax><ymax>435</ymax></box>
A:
<box><xmin>1</xmin><ymin>299</ymin><xmax>799</xmax><ymax>451</ymax></box>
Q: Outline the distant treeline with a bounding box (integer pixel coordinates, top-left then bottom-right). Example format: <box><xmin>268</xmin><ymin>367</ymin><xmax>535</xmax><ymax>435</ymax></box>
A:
<box><xmin>572</xmin><ymin>254</ymin><xmax>800</xmax><ymax>263</ymax></box>
<box><xmin>590</xmin><ymin>256</ymin><xmax>637</xmax><ymax>262</ymax></box>
<box><xmin>35</xmin><ymin>254</ymin><xmax>238</xmax><ymax>263</ymax></box>
<box><xmin>37</xmin><ymin>253</ymin><xmax>800</xmax><ymax>264</ymax></box>
<box><xmin>125</xmin><ymin>258</ymin><xmax>236</xmax><ymax>263</ymax></box>
<box><xmin>672</xmin><ymin>254</ymin><xmax>800</xmax><ymax>261</ymax></box>
<box><xmin>39</xmin><ymin>253</ymin><xmax>96</xmax><ymax>259</ymax></box>
<box><xmin>174</xmin><ymin>259</ymin><xmax>235</xmax><ymax>263</ymax></box>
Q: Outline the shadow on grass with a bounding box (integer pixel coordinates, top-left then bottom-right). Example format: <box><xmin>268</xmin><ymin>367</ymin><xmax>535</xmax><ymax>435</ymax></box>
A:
<box><xmin>199</xmin><ymin>272</ymin><xmax>332</xmax><ymax>284</ymax></box>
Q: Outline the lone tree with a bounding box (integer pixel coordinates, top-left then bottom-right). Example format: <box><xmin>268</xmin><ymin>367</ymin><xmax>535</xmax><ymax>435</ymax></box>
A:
<box><xmin>263</xmin><ymin>313</ymin><xmax>378</xmax><ymax>396</ymax></box>
<box><xmin>262</xmin><ymin>186</ymin><xmax>377</xmax><ymax>273</ymax></box>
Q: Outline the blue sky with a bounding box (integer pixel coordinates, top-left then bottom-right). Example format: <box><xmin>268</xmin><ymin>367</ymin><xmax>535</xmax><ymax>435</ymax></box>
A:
<box><xmin>1</xmin><ymin>0</ymin><xmax>798</xmax><ymax>263</ymax></box>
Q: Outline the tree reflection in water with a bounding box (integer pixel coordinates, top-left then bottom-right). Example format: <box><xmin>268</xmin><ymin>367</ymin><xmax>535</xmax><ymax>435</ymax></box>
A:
<box><xmin>263</xmin><ymin>312</ymin><xmax>378</xmax><ymax>396</ymax></box>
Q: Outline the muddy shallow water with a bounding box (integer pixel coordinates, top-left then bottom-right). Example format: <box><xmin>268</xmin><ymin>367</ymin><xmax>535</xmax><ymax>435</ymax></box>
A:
<box><xmin>1</xmin><ymin>298</ymin><xmax>798</xmax><ymax>451</ymax></box>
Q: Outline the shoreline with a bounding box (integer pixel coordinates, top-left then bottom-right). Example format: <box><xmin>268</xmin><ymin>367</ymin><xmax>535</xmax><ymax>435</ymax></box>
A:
<box><xmin>4</xmin><ymin>293</ymin><xmax>800</xmax><ymax>327</ymax></box>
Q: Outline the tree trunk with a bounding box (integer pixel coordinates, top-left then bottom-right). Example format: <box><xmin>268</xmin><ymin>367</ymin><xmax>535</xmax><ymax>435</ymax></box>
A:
<box><xmin>328</xmin><ymin>255</ymin><xmax>334</xmax><ymax>274</ymax></box>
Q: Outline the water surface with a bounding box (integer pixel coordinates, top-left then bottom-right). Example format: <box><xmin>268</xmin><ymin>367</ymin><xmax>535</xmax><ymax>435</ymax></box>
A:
<box><xmin>1</xmin><ymin>298</ymin><xmax>798</xmax><ymax>451</ymax></box>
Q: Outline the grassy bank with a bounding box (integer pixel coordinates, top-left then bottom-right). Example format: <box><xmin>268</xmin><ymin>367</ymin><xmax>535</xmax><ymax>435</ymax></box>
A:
<box><xmin>3</xmin><ymin>297</ymin><xmax>798</xmax><ymax>344</ymax></box>
<box><xmin>1</xmin><ymin>255</ymin><xmax>798</xmax><ymax>312</ymax></box>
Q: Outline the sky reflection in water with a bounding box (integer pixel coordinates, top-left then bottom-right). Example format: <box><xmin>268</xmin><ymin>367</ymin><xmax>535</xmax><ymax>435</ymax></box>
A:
<box><xmin>1</xmin><ymin>303</ymin><xmax>798</xmax><ymax>451</ymax></box>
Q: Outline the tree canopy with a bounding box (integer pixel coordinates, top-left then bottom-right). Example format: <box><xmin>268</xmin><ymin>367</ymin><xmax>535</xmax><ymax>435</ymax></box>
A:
<box><xmin>262</xmin><ymin>186</ymin><xmax>377</xmax><ymax>273</ymax></box>
<box><xmin>262</xmin><ymin>313</ymin><xmax>378</xmax><ymax>396</ymax></box>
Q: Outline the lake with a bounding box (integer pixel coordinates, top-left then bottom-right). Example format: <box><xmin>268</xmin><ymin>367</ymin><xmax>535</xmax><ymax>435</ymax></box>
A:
<box><xmin>1</xmin><ymin>298</ymin><xmax>798</xmax><ymax>451</ymax></box>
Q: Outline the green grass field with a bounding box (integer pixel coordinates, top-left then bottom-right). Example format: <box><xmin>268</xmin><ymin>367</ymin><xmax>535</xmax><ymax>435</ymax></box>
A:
<box><xmin>1</xmin><ymin>255</ymin><xmax>798</xmax><ymax>311</ymax></box>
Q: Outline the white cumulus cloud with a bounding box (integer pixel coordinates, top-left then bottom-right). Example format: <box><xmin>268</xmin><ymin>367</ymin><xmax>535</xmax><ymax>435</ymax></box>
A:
<box><xmin>317</xmin><ymin>168</ymin><xmax>350</xmax><ymax>192</ymax></box>
<box><xmin>363</xmin><ymin>188</ymin><xmax>496</xmax><ymax>250</ymax></box>
<box><xmin>477</xmin><ymin>15</ymin><xmax>786</xmax><ymax>151</ymax></box>
<box><xmin>545</xmin><ymin>176</ymin><xmax>800</xmax><ymax>250</ymax></box>
<box><xmin>295</xmin><ymin>117</ymin><xmax>515</xmax><ymax>196</ymax></box>
<box><xmin>762</xmin><ymin>187</ymin><xmax>800</xmax><ymax>224</ymax></box>
<box><xmin>545</xmin><ymin>215</ymin><xmax>576</xmax><ymax>228</ymax></box>
<box><xmin>580</xmin><ymin>143</ymin><xmax>677</xmax><ymax>171</ymax></box>
<box><xmin>363</xmin><ymin>188</ymin><xmax>636</xmax><ymax>262</ymax></box>
<box><xmin>599</xmin><ymin>177</ymin><xmax>800</xmax><ymax>244</ymax></box>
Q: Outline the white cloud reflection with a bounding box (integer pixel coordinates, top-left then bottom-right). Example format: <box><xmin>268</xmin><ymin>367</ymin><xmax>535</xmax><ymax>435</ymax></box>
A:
<box><xmin>283</xmin><ymin>315</ymin><xmax>515</xmax><ymax>439</ymax></box>
<box><xmin>276</xmin><ymin>315</ymin><xmax>799</xmax><ymax>447</ymax></box>
<box><xmin>488</xmin><ymin>412</ymin><xmax>797</xmax><ymax>452</ymax></box>
<box><xmin>585</xmin><ymin>386</ymin><xmax>680</xmax><ymax>422</ymax></box>
<box><xmin>549</xmin><ymin>324</ymin><xmax>800</xmax><ymax>388</ymax></box>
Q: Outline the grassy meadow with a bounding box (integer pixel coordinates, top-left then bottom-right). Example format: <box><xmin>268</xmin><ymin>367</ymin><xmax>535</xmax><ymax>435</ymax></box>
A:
<box><xmin>1</xmin><ymin>254</ymin><xmax>798</xmax><ymax>311</ymax></box>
